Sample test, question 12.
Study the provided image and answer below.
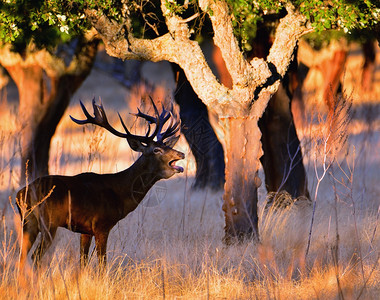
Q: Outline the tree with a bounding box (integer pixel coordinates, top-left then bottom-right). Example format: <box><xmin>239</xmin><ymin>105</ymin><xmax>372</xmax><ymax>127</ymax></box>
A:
<box><xmin>0</xmin><ymin>2</ymin><xmax>99</xmax><ymax>183</ymax></box>
<box><xmin>3</xmin><ymin>0</ymin><xmax>378</xmax><ymax>241</ymax></box>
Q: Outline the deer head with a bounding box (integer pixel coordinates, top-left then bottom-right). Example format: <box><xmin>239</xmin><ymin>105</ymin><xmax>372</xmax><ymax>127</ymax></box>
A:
<box><xmin>70</xmin><ymin>97</ymin><xmax>184</xmax><ymax>179</ymax></box>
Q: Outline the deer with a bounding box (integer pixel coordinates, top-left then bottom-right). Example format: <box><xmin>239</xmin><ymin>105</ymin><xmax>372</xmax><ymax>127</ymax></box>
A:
<box><xmin>16</xmin><ymin>98</ymin><xmax>185</xmax><ymax>268</ymax></box>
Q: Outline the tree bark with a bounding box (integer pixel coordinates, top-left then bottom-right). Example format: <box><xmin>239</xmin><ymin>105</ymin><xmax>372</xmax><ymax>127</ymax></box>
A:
<box><xmin>221</xmin><ymin>117</ymin><xmax>262</xmax><ymax>243</ymax></box>
<box><xmin>320</xmin><ymin>49</ymin><xmax>347</xmax><ymax>112</ymax></box>
<box><xmin>6</xmin><ymin>64</ymin><xmax>48</xmax><ymax>181</ymax></box>
<box><xmin>250</xmin><ymin>24</ymin><xmax>310</xmax><ymax>205</ymax></box>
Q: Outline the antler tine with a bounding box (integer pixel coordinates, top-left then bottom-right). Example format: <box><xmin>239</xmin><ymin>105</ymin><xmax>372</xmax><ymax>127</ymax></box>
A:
<box><xmin>130</xmin><ymin>108</ymin><xmax>159</xmax><ymax>141</ymax></box>
<box><xmin>130</xmin><ymin>108</ymin><xmax>157</xmax><ymax>124</ymax></box>
<box><xmin>128</xmin><ymin>97</ymin><xmax>163</xmax><ymax>140</ymax></box>
<box><xmin>117</xmin><ymin>113</ymin><xmax>151</xmax><ymax>143</ymax></box>
<box><xmin>159</xmin><ymin>112</ymin><xmax>181</xmax><ymax>141</ymax></box>
<box><xmin>156</xmin><ymin>107</ymin><xmax>181</xmax><ymax>146</ymax></box>
<box><xmin>156</xmin><ymin>110</ymin><xmax>172</xmax><ymax>141</ymax></box>
<box><xmin>149</xmin><ymin>96</ymin><xmax>160</xmax><ymax>118</ymax></box>
<box><xmin>70</xmin><ymin>100</ymin><xmax>94</xmax><ymax>125</ymax></box>
<box><xmin>162</xmin><ymin>113</ymin><xmax>181</xmax><ymax>147</ymax></box>
<box><xmin>147</xmin><ymin>96</ymin><xmax>163</xmax><ymax>139</ymax></box>
<box><xmin>70</xmin><ymin>99</ymin><xmax>128</xmax><ymax>139</ymax></box>
<box><xmin>130</xmin><ymin>97</ymin><xmax>170</xmax><ymax>141</ymax></box>
<box><xmin>125</xmin><ymin>97</ymin><xmax>181</xmax><ymax>144</ymax></box>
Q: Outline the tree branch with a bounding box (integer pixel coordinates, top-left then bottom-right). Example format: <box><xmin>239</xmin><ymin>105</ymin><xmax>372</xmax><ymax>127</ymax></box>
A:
<box><xmin>66</xmin><ymin>28</ymin><xmax>100</xmax><ymax>77</ymax></box>
<box><xmin>266</xmin><ymin>5</ymin><xmax>309</xmax><ymax>78</ymax></box>
<box><xmin>86</xmin><ymin>2</ymin><xmax>309</xmax><ymax>118</ymax></box>
<box><xmin>86</xmin><ymin>8</ymin><xmax>239</xmax><ymax>115</ymax></box>
<box><xmin>249</xmin><ymin>5</ymin><xmax>310</xmax><ymax>118</ymax></box>
<box><xmin>0</xmin><ymin>44</ymin><xmax>66</xmax><ymax>76</ymax></box>
<box><xmin>199</xmin><ymin>0</ymin><xmax>256</xmax><ymax>88</ymax></box>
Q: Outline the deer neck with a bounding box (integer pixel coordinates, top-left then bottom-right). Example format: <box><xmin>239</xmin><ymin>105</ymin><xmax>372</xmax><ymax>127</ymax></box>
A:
<box><xmin>114</xmin><ymin>155</ymin><xmax>163</xmax><ymax>211</ymax></box>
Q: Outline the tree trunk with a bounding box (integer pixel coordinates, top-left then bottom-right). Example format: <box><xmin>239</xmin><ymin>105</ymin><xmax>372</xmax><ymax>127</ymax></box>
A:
<box><xmin>8</xmin><ymin>67</ymin><xmax>90</xmax><ymax>184</ymax></box>
<box><xmin>6</xmin><ymin>65</ymin><xmax>48</xmax><ymax>182</ymax></box>
<box><xmin>259</xmin><ymin>82</ymin><xmax>310</xmax><ymax>205</ymax></box>
<box><xmin>361</xmin><ymin>40</ymin><xmax>376</xmax><ymax>92</ymax></box>
<box><xmin>2</xmin><ymin>35</ymin><xmax>99</xmax><ymax>184</ymax></box>
<box><xmin>221</xmin><ymin>117</ymin><xmax>262</xmax><ymax>243</ymax></box>
<box><xmin>171</xmin><ymin>64</ymin><xmax>225</xmax><ymax>190</ymax></box>
<box><xmin>320</xmin><ymin>49</ymin><xmax>347</xmax><ymax>112</ymax></box>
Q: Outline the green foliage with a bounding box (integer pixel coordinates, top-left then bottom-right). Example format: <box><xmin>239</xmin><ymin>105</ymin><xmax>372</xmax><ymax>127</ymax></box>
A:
<box><xmin>225</xmin><ymin>0</ymin><xmax>379</xmax><ymax>51</ymax></box>
<box><xmin>0</xmin><ymin>0</ymin><xmax>90</xmax><ymax>52</ymax></box>
<box><xmin>296</xmin><ymin>0</ymin><xmax>379</xmax><ymax>33</ymax></box>
<box><xmin>226</xmin><ymin>0</ymin><xmax>282</xmax><ymax>51</ymax></box>
<box><xmin>0</xmin><ymin>0</ymin><xmax>378</xmax><ymax>53</ymax></box>
<box><xmin>164</xmin><ymin>0</ymin><xmax>186</xmax><ymax>15</ymax></box>
<box><xmin>303</xmin><ymin>30</ymin><xmax>346</xmax><ymax>50</ymax></box>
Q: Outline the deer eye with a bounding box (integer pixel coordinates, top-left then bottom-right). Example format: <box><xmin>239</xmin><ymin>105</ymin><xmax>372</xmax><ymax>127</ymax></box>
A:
<box><xmin>153</xmin><ymin>147</ymin><xmax>163</xmax><ymax>155</ymax></box>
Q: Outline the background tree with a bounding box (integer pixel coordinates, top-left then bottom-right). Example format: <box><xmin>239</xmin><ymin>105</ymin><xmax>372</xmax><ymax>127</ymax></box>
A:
<box><xmin>0</xmin><ymin>1</ymin><xmax>99</xmax><ymax>183</ymax></box>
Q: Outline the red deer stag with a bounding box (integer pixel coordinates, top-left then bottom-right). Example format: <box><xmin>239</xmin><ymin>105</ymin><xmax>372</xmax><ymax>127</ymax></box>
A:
<box><xmin>16</xmin><ymin>98</ymin><xmax>184</xmax><ymax>268</ymax></box>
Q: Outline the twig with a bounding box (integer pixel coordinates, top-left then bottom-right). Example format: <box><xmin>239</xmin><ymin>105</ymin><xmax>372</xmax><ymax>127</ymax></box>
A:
<box><xmin>161</xmin><ymin>259</ymin><xmax>166</xmax><ymax>300</ymax></box>
<box><xmin>330</xmin><ymin>166</ymin><xmax>344</xmax><ymax>300</ymax></box>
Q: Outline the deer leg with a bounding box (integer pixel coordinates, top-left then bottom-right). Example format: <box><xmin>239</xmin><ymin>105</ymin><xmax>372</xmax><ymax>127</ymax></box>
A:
<box><xmin>80</xmin><ymin>234</ymin><xmax>93</xmax><ymax>267</ymax></box>
<box><xmin>94</xmin><ymin>232</ymin><xmax>109</xmax><ymax>267</ymax></box>
<box><xmin>31</xmin><ymin>225</ymin><xmax>57</xmax><ymax>267</ymax></box>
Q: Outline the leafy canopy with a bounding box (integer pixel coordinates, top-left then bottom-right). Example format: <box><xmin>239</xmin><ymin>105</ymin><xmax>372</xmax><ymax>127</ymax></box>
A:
<box><xmin>0</xmin><ymin>0</ymin><xmax>379</xmax><ymax>53</ymax></box>
<box><xmin>0</xmin><ymin>0</ymin><xmax>90</xmax><ymax>52</ymax></box>
<box><xmin>227</xmin><ymin>0</ymin><xmax>379</xmax><ymax>50</ymax></box>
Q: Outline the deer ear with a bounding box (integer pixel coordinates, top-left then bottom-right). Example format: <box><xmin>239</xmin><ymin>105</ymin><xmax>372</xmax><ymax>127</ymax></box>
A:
<box><xmin>126</xmin><ymin>138</ymin><xmax>147</xmax><ymax>152</ymax></box>
<box><xmin>164</xmin><ymin>135</ymin><xmax>180</xmax><ymax>148</ymax></box>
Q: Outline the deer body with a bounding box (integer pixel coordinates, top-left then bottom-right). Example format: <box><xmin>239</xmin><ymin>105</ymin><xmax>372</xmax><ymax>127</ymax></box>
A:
<box><xmin>17</xmin><ymin>99</ymin><xmax>184</xmax><ymax>267</ymax></box>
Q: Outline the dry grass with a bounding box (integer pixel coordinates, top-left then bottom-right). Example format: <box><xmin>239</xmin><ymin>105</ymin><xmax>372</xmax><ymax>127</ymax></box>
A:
<box><xmin>0</xmin><ymin>44</ymin><xmax>379</xmax><ymax>299</ymax></box>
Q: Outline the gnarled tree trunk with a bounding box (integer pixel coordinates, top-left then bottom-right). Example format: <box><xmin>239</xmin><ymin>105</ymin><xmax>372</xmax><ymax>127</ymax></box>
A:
<box><xmin>221</xmin><ymin>117</ymin><xmax>262</xmax><ymax>243</ymax></box>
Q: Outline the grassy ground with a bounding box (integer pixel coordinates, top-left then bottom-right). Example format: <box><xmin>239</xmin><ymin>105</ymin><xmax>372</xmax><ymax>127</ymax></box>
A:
<box><xmin>0</xmin><ymin>42</ymin><xmax>379</xmax><ymax>299</ymax></box>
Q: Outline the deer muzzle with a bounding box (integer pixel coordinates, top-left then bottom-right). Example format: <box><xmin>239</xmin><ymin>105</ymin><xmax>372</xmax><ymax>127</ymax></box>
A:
<box><xmin>169</xmin><ymin>151</ymin><xmax>185</xmax><ymax>173</ymax></box>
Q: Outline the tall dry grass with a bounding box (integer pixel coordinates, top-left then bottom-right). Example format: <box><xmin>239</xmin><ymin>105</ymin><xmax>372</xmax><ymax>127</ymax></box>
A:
<box><xmin>0</xmin><ymin>49</ymin><xmax>379</xmax><ymax>298</ymax></box>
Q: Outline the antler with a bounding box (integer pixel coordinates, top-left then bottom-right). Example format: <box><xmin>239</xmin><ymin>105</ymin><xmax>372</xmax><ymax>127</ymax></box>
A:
<box><xmin>131</xmin><ymin>97</ymin><xmax>180</xmax><ymax>144</ymax></box>
<box><xmin>70</xmin><ymin>97</ymin><xmax>181</xmax><ymax>146</ymax></box>
<box><xmin>70</xmin><ymin>99</ymin><xmax>129</xmax><ymax>138</ymax></box>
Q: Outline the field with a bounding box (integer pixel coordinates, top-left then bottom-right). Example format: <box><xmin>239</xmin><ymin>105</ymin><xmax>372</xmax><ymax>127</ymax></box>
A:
<box><xmin>0</xmin><ymin>42</ymin><xmax>379</xmax><ymax>299</ymax></box>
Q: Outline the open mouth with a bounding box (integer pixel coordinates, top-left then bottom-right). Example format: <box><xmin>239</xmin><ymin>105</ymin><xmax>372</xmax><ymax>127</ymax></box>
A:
<box><xmin>169</xmin><ymin>160</ymin><xmax>184</xmax><ymax>173</ymax></box>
